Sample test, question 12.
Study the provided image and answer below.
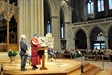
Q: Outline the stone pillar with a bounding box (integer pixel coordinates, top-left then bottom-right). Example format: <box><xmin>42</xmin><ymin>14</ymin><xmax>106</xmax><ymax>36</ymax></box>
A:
<box><xmin>65</xmin><ymin>22</ymin><xmax>75</xmax><ymax>49</ymax></box>
<box><xmin>104</xmin><ymin>0</ymin><xmax>108</xmax><ymax>17</ymax></box>
<box><xmin>94</xmin><ymin>0</ymin><xmax>97</xmax><ymax>18</ymax></box>
<box><xmin>65</xmin><ymin>22</ymin><xmax>69</xmax><ymax>49</ymax></box>
<box><xmin>73</xmin><ymin>38</ymin><xmax>75</xmax><ymax>49</ymax></box>
<box><xmin>18</xmin><ymin>0</ymin><xmax>24</xmax><ymax>42</ymax></box>
<box><xmin>30</xmin><ymin>0</ymin><xmax>44</xmax><ymax>36</ymax></box>
<box><xmin>30</xmin><ymin>0</ymin><xmax>34</xmax><ymax>38</ymax></box>
<box><xmin>19</xmin><ymin>0</ymin><xmax>44</xmax><ymax>46</ymax></box>
<box><xmin>35</xmin><ymin>0</ymin><xmax>37</xmax><ymax>34</ymax></box>
<box><xmin>25</xmin><ymin>0</ymin><xmax>29</xmax><ymax>45</ymax></box>
<box><xmin>50</xmin><ymin>16</ymin><xmax>61</xmax><ymax>50</ymax></box>
<box><xmin>23</xmin><ymin>0</ymin><xmax>26</xmax><ymax>33</ymax></box>
<box><xmin>19</xmin><ymin>0</ymin><xmax>31</xmax><ymax>47</ymax></box>
<box><xmin>27</xmin><ymin>0</ymin><xmax>31</xmax><ymax>47</ymax></box>
<box><xmin>105</xmin><ymin>36</ymin><xmax>109</xmax><ymax>49</ymax></box>
<box><xmin>87</xmin><ymin>37</ymin><xmax>90</xmax><ymax>50</ymax></box>
<box><xmin>37</xmin><ymin>0</ymin><xmax>44</xmax><ymax>36</ymax></box>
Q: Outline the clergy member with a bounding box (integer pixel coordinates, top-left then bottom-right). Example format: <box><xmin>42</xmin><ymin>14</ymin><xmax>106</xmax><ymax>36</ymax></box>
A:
<box><xmin>30</xmin><ymin>34</ymin><xmax>42</xmax><ymax>70</ymax></box>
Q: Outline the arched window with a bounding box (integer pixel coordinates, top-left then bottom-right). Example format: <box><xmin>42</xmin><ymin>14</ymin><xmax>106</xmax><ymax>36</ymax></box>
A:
<box><xmin>87</xmin><ymin>0</ymin><xmax>94</xmax><ymax>14</ymax></box>
<box><xmin>97</xmin><ymin>0</ymin><xmax>104</xmax><ymax>12</ymax></box>
<box><xmin>47</xmin><ymin>21</ymin><xmax>51</xmax><ymax>33</ymax></box>
<box><xmin>61</xmin><ymin>24</ymin><xmax>64</xmax><ymax>39</ymax></box>
<box><xmin>109</xmin><ymin>0</ymin><xmax>112</xmax><ymax>10</ymax></box>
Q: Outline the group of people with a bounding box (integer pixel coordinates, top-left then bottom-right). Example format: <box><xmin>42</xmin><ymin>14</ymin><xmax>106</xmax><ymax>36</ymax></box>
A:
<box><xmin>19</xmin><ymin>34</ymin><xmax>42</xmax><ymax>71</ymax></box>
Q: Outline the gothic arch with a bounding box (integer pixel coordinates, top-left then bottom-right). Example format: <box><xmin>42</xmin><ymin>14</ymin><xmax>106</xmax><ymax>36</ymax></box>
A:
<box><xmin>47</xmin><ymin>0</ymin><xmax>58</xmax><ymax>16</ymax></box>
<box><xmin>88</xmin><ymin>25</ymin><xmax>105</xmax><ymax>36</ymax></box>
<box><xmin>106</xmin><ymin>23</ymin><xmax>112</xmax><ymax>36</ymax></box>
<box><xmin>73</xmin><ymin>27</ymin><xmax>87</xmax><ymax>38</ymax></box>
<box><xmin>61</xmin><ymin>1</ymin><xmax>70</xmax><ymax>22</ymax></box>
<box><xmin>3</xmin><ymin>10</ymin><xmax>8</xmax><ymax>21</ymax></box>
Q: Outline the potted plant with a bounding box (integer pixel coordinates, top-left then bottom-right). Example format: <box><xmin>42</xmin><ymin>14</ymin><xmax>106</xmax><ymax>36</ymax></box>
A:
<box><xmin>7</xmin><ymin>49</ymin><xmax>18</xmax><ymax>62</ymax></box>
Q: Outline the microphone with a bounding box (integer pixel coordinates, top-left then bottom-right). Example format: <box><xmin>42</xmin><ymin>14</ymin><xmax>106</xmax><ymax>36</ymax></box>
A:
<box><xmin>41</xmin><ymin>39</ymin><xmax>45</xmax><ymax>42</ymax></box>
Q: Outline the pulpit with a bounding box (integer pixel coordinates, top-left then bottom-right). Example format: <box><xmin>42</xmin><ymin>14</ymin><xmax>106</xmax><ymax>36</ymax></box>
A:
<box><xmin>38</xmin><ymin>46</ymin><xmax>48</xmax><ymax>70</ymax></box>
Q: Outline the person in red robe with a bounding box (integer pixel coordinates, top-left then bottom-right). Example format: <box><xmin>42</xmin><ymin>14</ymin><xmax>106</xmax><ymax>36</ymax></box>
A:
<box><xmin>30</xmin><ymin>34</ymin><xmax>42</xmax><ymax>70</ymax></box>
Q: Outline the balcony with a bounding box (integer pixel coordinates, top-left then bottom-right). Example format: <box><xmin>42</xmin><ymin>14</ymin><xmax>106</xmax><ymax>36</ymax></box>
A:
<box><xmin>72</xmin><ymin>17</ymin><xmax>112</xmax><ymax>26</ymax></box>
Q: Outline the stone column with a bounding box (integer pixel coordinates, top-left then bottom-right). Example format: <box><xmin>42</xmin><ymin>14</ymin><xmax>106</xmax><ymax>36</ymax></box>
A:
<box><xmin>27</xmin><ymin>0</ymin><xmax>31</xmax><ymax>47</ymax></box>
<box><xmin>104</xmin><ymin>0</ymin><xmax>108</xmax><ymax>17</ymax></box>
<box><xmin>65</xmin><ymin>22</ymin><xmax>69</xmax><ymax>49</ymax></box>
<box><xmin>50</xmin><ymin>16</ymin><xmax>61</xmax><ymax>50</ymax></box>
<box><xmin>87</xmin><ymin>37</ymin><xmax>90</xmax><ymax>50</ymax></box>
<box><xmin>19</xmin><ymin>0</ymin><xmax>44</xmax><ymax>43</ymax></box>
<box><xmin>65</xmin><ymin>22</ymin><xmax>75</xmax><ymax>49</ymax></box>
<box><xmin>18</xmin><ymin>0</ymin><xmax>24</xmax><ymax>42</ymax></box>
<box><xmin>23</xmin><ymin>0</ymin><xmax>26</xmax><ymax>33</ymax></box>
<box><xmin>37</xmin><ymin>0</ymin><xmax>44</xmax><ymax>36</ymax></box>
<box><xmin>105</xmin><ymin>36</ymin><xmax>109</xmax><ymax>49</ymax></box>
<box><xmin>35</xmin><ymin>0</ymin><xmax>37</xmax><ymax>34</ymax></box>
<box><xmin>25</xmin><ymin>0</ymin><xmax>29</xmax><ymax>45</ymax></box>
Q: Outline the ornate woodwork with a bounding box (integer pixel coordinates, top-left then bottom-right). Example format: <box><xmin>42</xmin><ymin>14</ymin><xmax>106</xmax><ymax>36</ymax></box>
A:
<box><xmin>0</xmin><ymin>0</ymin><xmax>18</xmax><ymax>52</ymax></box>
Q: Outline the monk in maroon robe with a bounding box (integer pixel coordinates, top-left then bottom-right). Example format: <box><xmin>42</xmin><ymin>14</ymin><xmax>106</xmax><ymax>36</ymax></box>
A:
<box><xmin>30</xmin><ymin>34</ymin><xmax>41</xmax><ymax>70</ymax></box>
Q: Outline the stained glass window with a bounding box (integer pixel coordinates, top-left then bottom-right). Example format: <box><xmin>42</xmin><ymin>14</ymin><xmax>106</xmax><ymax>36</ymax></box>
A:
<box><xmin>47</xmin><ymin>21</ymin><xmax>51</xmax><ymax>33</ymax></box>
<box><xmin>87</xmin><ymin>0</ymin><xmax>94</xmax><ymax>14</ymax></box>
<box><xmin>109</xmin><ymin>0</ymin><xmax>112</xmax><ymax>10</ymax></box>
<box><xmin>61</xmin><ymin>24</ymin><xmax>64</xmax><ymax>39</ymax></box>
<box><xmin>97</xmin><ymin>0</ymin><xmax>104</xmax><ymax>12</ymax></box>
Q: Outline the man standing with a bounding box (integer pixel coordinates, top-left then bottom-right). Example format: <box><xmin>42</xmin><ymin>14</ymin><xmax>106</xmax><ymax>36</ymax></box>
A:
<box><xmin>20</xmin><ymin>34</ymin><xmax>28</xmax><ymax>71</ymax></box>
<box><xmin>30</xmin><ymin>34</ymin><xmax>42</xmax><ymax>70</ymax></box>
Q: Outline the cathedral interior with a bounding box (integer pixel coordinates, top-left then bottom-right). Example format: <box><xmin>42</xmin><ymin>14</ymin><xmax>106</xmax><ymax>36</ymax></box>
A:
<box><xmin>0</xmin><ymin>0</ymin><xmax>111</xmax><ymax>51</ymax></box>
<box><xmin>1</xmin><ymin>0</ymin><xmax>112</xmax><ymax>75</ymax></box>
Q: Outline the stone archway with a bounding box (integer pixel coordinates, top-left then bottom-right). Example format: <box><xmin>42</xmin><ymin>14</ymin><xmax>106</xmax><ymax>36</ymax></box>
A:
<box><xmin>90</xmin><ymin>27</ymin><xmax>105</xmax><ymax>50</ymax></box>
<box><xmin>106</xmin><ymin>23</ymin><xmax>112</xmax><ymax>36</ymax></box>
<box><xmin>107</xmin><ymin>23</ymin><xmax>112</xmax><ymax>49</ymax></box>
<box><xmin>61</xmin><ymin>1</ymin><xmax>70</xmax><ymax>22</ymax></box>
<box><xmin>75</xmin><ymin>29</ymin><xmax>87</xmax><ymax>49</ymax></box>
<box><xmin>45</xmin><ymin>0</ymin><xmax>61</xmax><ymax>50</ymax></box>
<box><xmin>45</xmin><ymin>0</ymin><xmax>74</xmax><ymax>50</ymax></box>
<box><xmin>88</xmin><ymin>25</ymin><xmax>105</xmax><ymax>36</ymax></box>
<box><xmin>60</xmin><ymin>1</ymin><xmax>74</xmax><ymax>49</ymax></box>
<box><xmin>73</xmin><ymin>27</ymin><xmax>87</xmax><ymax>37</ymax></box>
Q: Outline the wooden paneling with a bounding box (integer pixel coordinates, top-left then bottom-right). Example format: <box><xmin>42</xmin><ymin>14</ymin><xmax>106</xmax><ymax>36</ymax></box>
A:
<box><xmin>8</xmin><ymin>44</ymin><xmax>18</xmax><ymax>51</ymax></box>
<box><xmin>0</xmin><ymin>44</ymin><xmax>7</xmax><ymax>52</ymax></box>
<box><xmin>0</xmin><ymin>44</ymin><xmax>18</xmax><ymax>52</ymax></box>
